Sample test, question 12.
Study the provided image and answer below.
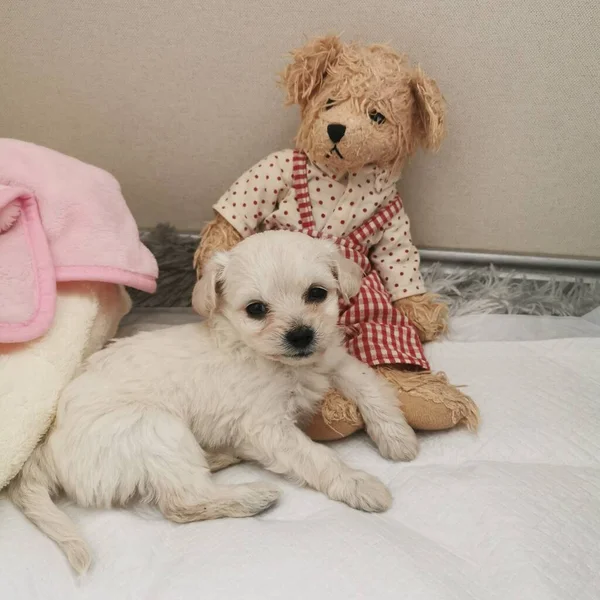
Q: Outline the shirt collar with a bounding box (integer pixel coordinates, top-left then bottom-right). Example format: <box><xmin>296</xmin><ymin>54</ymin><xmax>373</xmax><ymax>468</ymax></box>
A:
<box><xmin>306</xmin><ymin>154</ymin><xmax>400</xmax><ymax>194</ymax></box>
<box><xmin>309</xmin><ymin>157</ymin><xmax>346</xmax><ymax>182</ymax></box>
<box><xmin>371</xmin><ymin>165</ymin><xmax>400</xmax><ymax>194</ymax></box>
<box><xmin>350</xmin><ymin>164</ymin><xmax>400</xmax><ymax>195</ymax></box>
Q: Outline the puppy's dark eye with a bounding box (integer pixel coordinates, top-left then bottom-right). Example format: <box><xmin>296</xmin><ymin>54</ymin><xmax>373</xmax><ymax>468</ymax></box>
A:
<box><xmin>246</xmin><ymin>302</ymin><xmax>268</xmax><ymax>319</ymax></box>
<box><xmin>325</xmin><ymin>98</ymin><xmax>335</xmax><ymax>111</ymax></box>
<box><xmin>306</xmin><ymin>287</ymin><xmax>328</xmax><ymax>303</ymax></box>
<box><xmin>369</xmin><ymin>110</ymin><xmax>386</xmax><ymax>125</ymax></box>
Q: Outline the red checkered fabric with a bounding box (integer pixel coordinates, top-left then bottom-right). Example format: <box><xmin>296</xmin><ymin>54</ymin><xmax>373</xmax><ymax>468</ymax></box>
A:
<box><xmin>292</xmin><ymin>151</ymin><xmax>429</xmax><ymax>369</ymax></box>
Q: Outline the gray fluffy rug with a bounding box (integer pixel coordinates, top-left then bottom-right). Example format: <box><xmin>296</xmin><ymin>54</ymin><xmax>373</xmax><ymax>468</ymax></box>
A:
<box><xmin>129</xmin><ymin>224</ymin><xmax>600</xmax><ymax>317</ymax></box>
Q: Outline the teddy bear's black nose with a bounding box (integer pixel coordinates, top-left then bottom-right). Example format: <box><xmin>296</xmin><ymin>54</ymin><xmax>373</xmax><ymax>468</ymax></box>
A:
<box><xmin>327</xmin><ymin>123</ymin><xmax>346</xmax><ymax>144</ymax></box>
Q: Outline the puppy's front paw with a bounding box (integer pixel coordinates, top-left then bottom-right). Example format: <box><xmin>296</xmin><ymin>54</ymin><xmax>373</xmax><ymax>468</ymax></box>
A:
<box><xmin>329</xmin><ymin>471</ymin><xmax>392</xmax><ymax>512</ymax></box>
<box><xmin>368</xmin><ymin>419</ymin><xmax>418</xmax><ymax>462</ymax></box>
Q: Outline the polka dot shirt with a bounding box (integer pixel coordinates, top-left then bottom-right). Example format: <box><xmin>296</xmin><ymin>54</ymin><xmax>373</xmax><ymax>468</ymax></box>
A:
<box><xmin>214</xmin><ymin>149</ymin><xmax>424</xmax><ymax>301</ymax></box>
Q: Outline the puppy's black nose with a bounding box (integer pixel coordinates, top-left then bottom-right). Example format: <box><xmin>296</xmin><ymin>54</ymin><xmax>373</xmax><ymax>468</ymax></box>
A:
<box><xmin>285</xmin><ymin>326</ymin><xmax>315</xmax><ymax>350</ymax></box>
<box><xmin>327</xmin><ymin>123</ymin><xmax>346</xmax><ymax>144</ymax></box>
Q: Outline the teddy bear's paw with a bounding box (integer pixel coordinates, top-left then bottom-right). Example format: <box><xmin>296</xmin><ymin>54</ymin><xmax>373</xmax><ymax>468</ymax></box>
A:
<box><xmin>329</xmin><ymin>470</ymin><xmax>392</xmax><ymax>512</ymax></box>
<box><xmin>368</xmin><ymin>418</ymin><xmax>419</xmax><ymax>462</ymax></box>
<box><xmin>393</xmin><ymin>293</ymin><xmax>449</xmax><ymax>343</ymax></box>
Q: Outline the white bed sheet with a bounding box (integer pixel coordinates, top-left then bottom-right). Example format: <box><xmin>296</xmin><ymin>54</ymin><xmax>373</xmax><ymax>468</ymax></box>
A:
<box><xmin>1</xmin><ymin>310</ymin><xmax>599</xmax><ymax>600</ymax></box>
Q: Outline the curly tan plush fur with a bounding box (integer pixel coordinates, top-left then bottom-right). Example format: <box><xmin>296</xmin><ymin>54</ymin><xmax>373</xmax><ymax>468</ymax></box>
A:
<box><xmin>302</xmin><ymin>389</ymin><xmax>364</xmax><ymax>441</ymax></box>
<box><xmin>193</xmin><ymin>214</ymin><xmax>241</xmax><ymax>279</ymax></box>
<box><xmin>393</xmin><ymin>293</ymin><xmax>449</xmax><ymax>342</ymax></box>
<box><xmin>281</xmin><ymin>35</ymin><xmax>445</xmax><ymax>174</ymax></box>
<box><xmin>377</xmin><ymin>368</ymin><xmax>479</xmax><ymax>431</ymax></box>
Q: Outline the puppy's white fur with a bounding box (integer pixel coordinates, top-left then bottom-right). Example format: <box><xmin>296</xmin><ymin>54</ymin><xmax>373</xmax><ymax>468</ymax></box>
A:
<box><xmin>9</xmin><ymin>231</ymin><xmax>417</xmax><ymax>574</ymax></box>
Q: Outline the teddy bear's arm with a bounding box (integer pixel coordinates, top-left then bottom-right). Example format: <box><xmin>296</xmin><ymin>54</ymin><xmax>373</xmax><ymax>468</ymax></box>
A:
<box><xmin>194</xmin><ymin>213</ymin><xmax>242</xmax><ymax>279</ymax></box>
<box><xmin>393</xmin><ymin>294</ymin><xmax>449</xmax><ymax>342</ymax></box>
<box><xmin>370</xmin><ymin>207</ymin><xmax>448</xmax><ymax>341</ymax></box>
<box><xmin>371</xmin><ymin>206</ymin><xmax>425</xmax><ymax>302</ymax></box>
<box><xmin>212</xmin><ymin>150</ymin><xmax>294</xmax><ymax>239</ymax></box>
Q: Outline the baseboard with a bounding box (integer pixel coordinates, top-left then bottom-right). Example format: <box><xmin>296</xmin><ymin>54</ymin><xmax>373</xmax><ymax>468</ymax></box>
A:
<box><xmin>420</xmin><ymin>249</ymin><xmax>600</xmax><ymax>278</ymax></box>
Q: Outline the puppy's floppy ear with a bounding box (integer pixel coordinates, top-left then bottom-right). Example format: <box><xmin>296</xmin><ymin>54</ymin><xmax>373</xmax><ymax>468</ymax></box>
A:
<box><xmin>410</xmin><ymin>66</ymin><xmax>446</xmax><ymax>152</ymax></box>
<box><xmin>330</xmin><ymin>252</ymin><xmax>363</xmax><ymax>303</ymax></box>
<box><xmin>281</xmin><ymin>35</ymin><xmax>343</xmax><ymax>108</ymax></box>
<box><xmin>191</xmin><ymin>251</ymin><xmax>229</xmax><ymax>317</ymax></box>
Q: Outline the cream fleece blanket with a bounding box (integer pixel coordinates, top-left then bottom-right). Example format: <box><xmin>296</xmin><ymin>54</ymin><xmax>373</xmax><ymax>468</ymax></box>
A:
<box><xmin>0</xmin><ymin>282</ymin><xmax>131</xmax><ymax>491</ymax></box>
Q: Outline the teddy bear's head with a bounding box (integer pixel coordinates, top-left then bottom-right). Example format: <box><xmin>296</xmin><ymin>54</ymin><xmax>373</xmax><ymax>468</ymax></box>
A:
<box><xmin>281</xmin><ymin>35</ymin><xmax>446</xmax><ymax>175</ymax></box>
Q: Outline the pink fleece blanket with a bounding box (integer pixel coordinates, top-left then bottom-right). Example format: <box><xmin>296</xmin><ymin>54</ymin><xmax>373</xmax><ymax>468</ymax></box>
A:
<box><xmin>0</xmin><ymin>139</ymin><xmax>158</xmax><ymax>343</ymax></box>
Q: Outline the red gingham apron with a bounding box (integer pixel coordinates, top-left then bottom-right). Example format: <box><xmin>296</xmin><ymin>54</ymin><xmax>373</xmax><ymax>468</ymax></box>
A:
<box><xmin>292</xmin><ymin>151</ymin><xmax>429</xmax><ymax>369</ymax></box>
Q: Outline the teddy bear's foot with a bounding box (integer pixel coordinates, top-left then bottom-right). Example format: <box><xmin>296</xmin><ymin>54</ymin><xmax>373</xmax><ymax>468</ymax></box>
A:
<box><xmin>377</xmin><ymin>368</ymin><xmax>479</xmax><ymax>432</ymax></box>
<box><xmin>303</xmin><ymin>389</ymin><xmax>365</xmax><ymax>441</ymax></box>
<box><xmin>303</xmin><ymin>369</ymin><xmax>479</xmax><ymax>441</ymax></box>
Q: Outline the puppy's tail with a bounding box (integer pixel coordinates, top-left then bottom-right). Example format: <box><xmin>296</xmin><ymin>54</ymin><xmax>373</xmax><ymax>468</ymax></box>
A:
<box><xmin>8</xmin><ymin>449</ymin><xmax>91</xmax><ymax>574</ymax></box>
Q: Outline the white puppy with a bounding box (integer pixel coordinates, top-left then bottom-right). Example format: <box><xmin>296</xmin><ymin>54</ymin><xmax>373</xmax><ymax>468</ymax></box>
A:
<box><xmin>9</xmin><ymin>231</ymin><xmax>417</xmax><ymax>573</ymax></box>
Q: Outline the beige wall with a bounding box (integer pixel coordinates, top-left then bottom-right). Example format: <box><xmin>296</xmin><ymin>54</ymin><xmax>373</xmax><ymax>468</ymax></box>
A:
<box><xmin>2</xmin><ymin>1</ymin><xmax>599</xmax><ymax>258</ymax></box>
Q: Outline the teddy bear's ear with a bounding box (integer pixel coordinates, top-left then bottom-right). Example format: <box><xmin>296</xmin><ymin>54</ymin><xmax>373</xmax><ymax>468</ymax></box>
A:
<box><xmin>281</xmin><ymin>35</ymin><xmax>343</xmax><ymax>107</ymax></box>
<box><xmin>410</xmin><ymin>67</ymin><xmax>447</xmax><ymax>152</ymax></box>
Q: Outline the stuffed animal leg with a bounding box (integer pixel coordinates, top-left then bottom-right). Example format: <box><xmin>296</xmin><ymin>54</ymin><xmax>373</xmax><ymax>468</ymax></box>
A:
<box><xmin>0</xmin><ymin>282</ymin><xmax>131</xmax><ymax>491</ymax></box>
<box><xmin>304</xmin><ymin>369</ymin><xmax>479</xmax><ymax>441</ymax></box>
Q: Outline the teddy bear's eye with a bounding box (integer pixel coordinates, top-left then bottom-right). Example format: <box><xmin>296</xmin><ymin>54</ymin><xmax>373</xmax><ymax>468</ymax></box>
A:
<box><xmin>369</xmin><ymin>110</ymin><xmax>386</xmax><ymax>125</ymax></box>
<box><xmin>325</xmin><ymin>98</ymin><xmax>335</xmax><ymax>111</ymax></box>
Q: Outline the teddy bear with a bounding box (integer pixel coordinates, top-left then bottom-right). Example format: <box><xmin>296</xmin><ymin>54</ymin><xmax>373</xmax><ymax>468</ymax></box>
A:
<box><xmin>193</xmin><ymin>35</ymin><xmax>479</xmax><ymax>441</ymax></box>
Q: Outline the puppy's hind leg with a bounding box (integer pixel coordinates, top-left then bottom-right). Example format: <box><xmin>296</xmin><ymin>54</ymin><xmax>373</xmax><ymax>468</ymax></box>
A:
<box><xmin>144</xmin><ymin>414</ymin><xmax>279</xmax><ymax>523</ymax></box>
